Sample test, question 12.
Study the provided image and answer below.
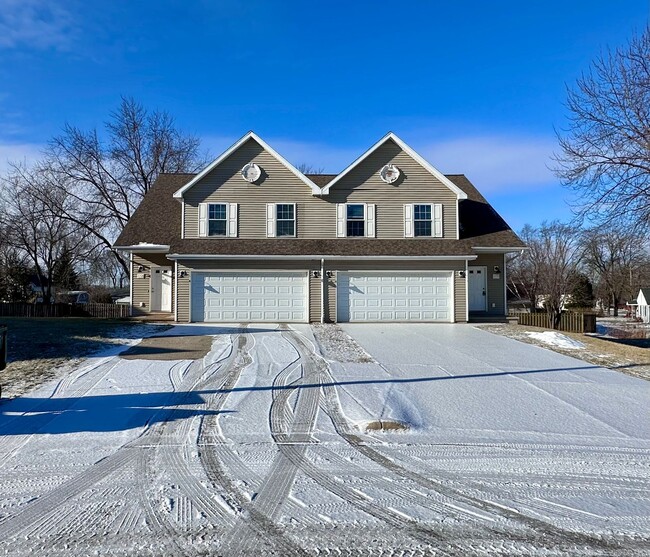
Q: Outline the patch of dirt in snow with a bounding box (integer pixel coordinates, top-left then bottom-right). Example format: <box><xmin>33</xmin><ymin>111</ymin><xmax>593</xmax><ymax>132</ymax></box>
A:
<box><xmin>120</xmin><ymin>334</ymin><xmax>213</xmax><ymax>361</ymax></box>
<box><xmin>478</xmin><ymin>323</ymin><xmax>650</xmax><ymax>382</ymax></box>
<box><xmin>311</xmin><ymin>323</ymin><xmax>374</xmax><ymax>363</ymax></box>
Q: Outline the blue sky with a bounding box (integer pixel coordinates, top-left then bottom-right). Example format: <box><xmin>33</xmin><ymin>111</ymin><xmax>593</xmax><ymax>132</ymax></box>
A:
<box><xmin>1</xmin><ymin>1</ymin><xmax>649</xmax><ymax>230</ymax></box>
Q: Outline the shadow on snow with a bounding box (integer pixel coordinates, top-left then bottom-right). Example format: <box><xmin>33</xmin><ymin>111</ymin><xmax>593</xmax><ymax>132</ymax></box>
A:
<box><xmin>0</xmin><ymin>390</ymin><xmax>234</xmax><ymax>436</ymax></box>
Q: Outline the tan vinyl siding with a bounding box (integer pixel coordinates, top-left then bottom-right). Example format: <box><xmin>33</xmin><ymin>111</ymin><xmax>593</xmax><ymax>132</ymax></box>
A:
<box><xmin>309</xmin><ymin>274</ymin><xmax>322</xmax><ymax>323</ymax></box>
<box><xmin>131</xmin><ymin>253</ymin><xmax>174</xmax><ymax>314</ymax></box>
<box><xmin>184</xmin><ymin>139</ymin><xmax>325</xmax><ymax>239</ymax></box>
<box><xmin>474</xmin><ymin>253</ymin><xmax>506</xmax><ymax>315</ymax></box>
<box><xmin>326</xmin><ymin>139</ymin><xmax>458</xmax><ymax>239</ymax></box>
<box><xmin>182</xmin><ymin>138</ymin><xmax>458</xmax><ymax>240</ymax></box>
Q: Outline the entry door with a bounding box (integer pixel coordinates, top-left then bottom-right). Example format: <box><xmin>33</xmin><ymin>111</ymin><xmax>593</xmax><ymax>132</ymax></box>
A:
<box><xmin>151</xmin><ymin>267</ymin><xmax>172</xmax><ymax>312</ymax></box>
<box><xmin>468</xmin><ymin>266</ymin><xmax>487</xmax><ymax>311</ymax></box>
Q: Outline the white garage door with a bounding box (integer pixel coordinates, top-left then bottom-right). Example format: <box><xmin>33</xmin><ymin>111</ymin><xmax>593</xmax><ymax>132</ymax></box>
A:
<box><xmin>337</xmin><ymin>272</ymin><xmax>453</xmax><ymax>322</ymax></box>
<box><xmin>191</xmin><ymin>272</ymin><xmax>308</xmax><ymax>322</ymax></box>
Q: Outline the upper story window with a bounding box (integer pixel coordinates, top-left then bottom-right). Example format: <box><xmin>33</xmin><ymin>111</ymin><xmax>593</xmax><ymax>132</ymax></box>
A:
<box><xmin>413</xmin><ymin>204</ymin><xmax>432</xmax><ymax>237</ymax></box>
<box><xmin>198</xmin><ymin>202</ymin><xmax>238</xmax><ymax>237</ymax></box>
<box><xmin>404</xmin><ymin>203</ymin><xmax>443</xmax><ymax>238</ymax></box>
<box><xmin>276</xmin><ymin>203</ymin><xmax>295</xmax><ymax>236</ymax></box>
<box><xmin>336</xmin><ymin>203</ymin><xmax>376</xmax><ymax>238</ymax></box>
<box><xmin>346</xmin><ymin>204</ymin><xmax>365</xmax><ymax>237</ymax></box>
<box><xmin>208</xmin><ymin>203</ymin><xmax>227</xmax><ymax>236</ymax></box>
<box><xmin>266</xmin><ymin>203</ymin><xmax>296</xmax><ymax>237</ymax></box>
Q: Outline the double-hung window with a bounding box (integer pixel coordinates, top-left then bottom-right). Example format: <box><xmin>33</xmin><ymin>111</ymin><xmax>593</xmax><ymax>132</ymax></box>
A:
<box><xmin>208</xmin><ymin>203</ymin><xmax>227</xmax><ymax>236</ymax></box>
<box><xmin>346</xmin><ymin>204</ymin><xmax>365</xmax><ymax>237</ymax></box>
<box><xmin>266</xmin><ymin>203</ymin><xmax>296</xmax><ymax>237</ymax></box>
<box><xmin>404</xmin><ymin>203</ymin><xmax>443</xmax><ymax>237</ymax></box>
<box><xmin>336</xmin><ymin>203</ymin><xmax>376</xmax><ymax>237</ymax></box>
<box><xmin>276</xmin><ymin>203</ymin><xmax>295</xmax><ymax>236</ymax></box>
<box><xmin>413</xmin><ymin>204</ymin><xmax>432</xmax><ymax>237</ymax></box>
<box><xmin>198</xmin><ymin>202</ymin><xmax>238</xmax><ymax>237</ymax></box>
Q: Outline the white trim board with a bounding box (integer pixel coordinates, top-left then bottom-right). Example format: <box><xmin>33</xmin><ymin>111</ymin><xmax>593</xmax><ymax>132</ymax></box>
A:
<box><xmin>320</xmin><ymin>132</ymin><xmax>468</xmax><ymax>200</ymax></box>
<box><xmin>173</xmin><ymin>131</ymin><xmax>321</xmax><ymax>198</ymax></box>
<box><xmin>167</xmin><ymin>254</ymin><xmax>478</xmax><ymax>261</ymax></box>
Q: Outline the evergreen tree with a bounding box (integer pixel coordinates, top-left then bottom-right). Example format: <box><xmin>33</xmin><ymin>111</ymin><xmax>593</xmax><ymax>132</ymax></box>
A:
<box><xmin>52</xmin><ymin>246</ymin><xmax>79</xmax><ymax>291</ymax></box>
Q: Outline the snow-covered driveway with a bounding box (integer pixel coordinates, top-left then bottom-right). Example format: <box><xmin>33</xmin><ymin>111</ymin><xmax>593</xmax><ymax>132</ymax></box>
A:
<box><xmin>0</xmin><ymin>323</ymin><xmax>648</xmax><ymax>556</ymax></box>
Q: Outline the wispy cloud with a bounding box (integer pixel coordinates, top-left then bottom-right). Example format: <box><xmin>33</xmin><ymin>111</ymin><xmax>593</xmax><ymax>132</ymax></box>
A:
<box><xmin>0</xmin><ymin>0</ymin><xmax>75</xmax><ymax>50</ymax></box>
<box><xmin>0</xmin><ymin>142</ymin><xmax>43</xmax><ymax>174</ymax></box>
<box><xmin>419</xmin><ymin>135</ymin><xmax>557</xmax><ymax>193</ymax></box>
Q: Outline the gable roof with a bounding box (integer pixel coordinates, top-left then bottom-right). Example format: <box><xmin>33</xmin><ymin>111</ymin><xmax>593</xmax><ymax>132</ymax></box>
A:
<box><xmin>319</xmin><ymin>132</ymin><xmax>468</xmax><ymax>199</ymax></box>
<box><xmin>172</xmin><ymin>131</ymin><xmax>321</xmax><ymax>198</ymax></box>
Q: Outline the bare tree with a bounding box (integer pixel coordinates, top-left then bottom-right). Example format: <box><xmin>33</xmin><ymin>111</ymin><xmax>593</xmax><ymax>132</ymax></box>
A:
<box><xmin>554</xmin><ymin>27</ymin><xmax>650</xmax><ymax>225</ymax></box>
<box><xmin>1</xmin><ymin>166</ymin><xmax>90</xmax><ymax>303</ymax></box>
<box><xmin>514</xmin><ymin>222</ymin><xmax>581</xmax><ymax>328</ymax></box>
<box><xmin>507</xmin><ymin>225</ymin><xmax>541</xmax><ymax>311</ymax></box>
<box><xmin>296</xmin><ymin>163</ymin><xmax>325</xmax><ymax>174</ymax></box>
<box><xmin>581</xmin><ymin>226</ymin><xmax>648</xmax><ymax>315</ymax></box>
<box><xmin>41</xmin><ymin>96</ymin><xmax>206</xmax><ymax>274</ymax></box>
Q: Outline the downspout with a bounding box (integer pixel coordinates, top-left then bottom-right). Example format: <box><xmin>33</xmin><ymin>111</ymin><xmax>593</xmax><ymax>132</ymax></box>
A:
<box><xmin>129</xmin><ymin>252</ymin><xmax>133</xmax><ymax>317</ymax></box>
<box><xmin>174</xmin><ymin>261</ymin><xmax>178</xmax><ymax>322</ymax></box>
<box><xmin>465</xmin><ymin>259</ymin><xmax>469</xmax><ymax>323</ymax></box>
<box><xmin>320</xmin><ymin>258</ymin><xmax>325</xmax><ymax>324</ymax></box>
<box><xmin>503</xmin><ymin>253</ymin><xmax>507</xmax><ymax>317</ymax></box>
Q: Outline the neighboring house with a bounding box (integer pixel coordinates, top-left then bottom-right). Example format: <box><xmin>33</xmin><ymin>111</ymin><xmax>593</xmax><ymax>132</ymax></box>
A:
<box><xmin>114</xmin><ymin>132</ymin><xmax>525</xmax><ymax>323</ymax></box>
<box><xmin>635</xmin><ymin>288</ymin><xmax>650</xmax><ymax>323</ymax></box>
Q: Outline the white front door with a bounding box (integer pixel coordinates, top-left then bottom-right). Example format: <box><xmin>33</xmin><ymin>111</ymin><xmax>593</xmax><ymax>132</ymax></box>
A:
<box><xmin>468</xmin><ymin>266</ymin><xmax>487</xmax><ymax>311</ymax></box>
<box><xmin>151</xmin><ymin>267</ymin><xmax>172</xmax><ymax>312</ymax></box>
<box><xmin>191</xmin><ymin>272</ymin><xmax>308</xmax><ymax>322</ymax></box>
<box><xmin>337</xmin><ymin>272</ymin><xmax>453</xmax><ymax>322</ymax></box>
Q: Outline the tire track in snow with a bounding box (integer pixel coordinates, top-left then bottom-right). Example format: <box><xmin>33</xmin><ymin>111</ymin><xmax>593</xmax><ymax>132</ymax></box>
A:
<box><xmin>288</xmin><ymin>327</ymin><xmax>632</xmax><ymax>554</ymax></box>
<box><xmin>0</xmin><ymin>358</ymin><xmax>123</xmax><ymax>467</ymax></box>
<box><xmin>220</xmin><ymin>326</ymin><xmax>317</xmax><ymax>555</ymax></box>
<box><xmin>197</xmin><ymin>330</ymin><xmax>310</xmax><ymax>556</ymax></box>
<box><xmin>276</xmin><ymin>328</ymin><xmax>456</xmax><ymax>552</ymax></box>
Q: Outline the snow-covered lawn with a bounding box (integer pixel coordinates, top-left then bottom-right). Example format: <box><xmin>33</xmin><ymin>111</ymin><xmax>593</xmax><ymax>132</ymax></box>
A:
<box><xmin>0</xmin><ymin>322</ymin><xmax>648</xmax><ymax>556</ymax></box>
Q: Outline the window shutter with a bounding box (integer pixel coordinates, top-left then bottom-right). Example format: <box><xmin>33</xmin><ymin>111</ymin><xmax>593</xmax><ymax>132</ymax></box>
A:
<box><xmin>433</xmin><ymin>203</ymin><xmax>443</xmax><ymax>237</ymax></box>
<box><xmin>366</xmin><ymin>204</ymin><xmax>376</xmax><ymax>238</ymax></box>
<box><xmin>266</xmin><ymin>203</ymin><xmax>276</xmax><ymax>237</ymax></box>
<box><xmin>404</xmin><ymin>204</ymin><xmax>414</xmax><ymax>238</ymax></box>
<box><xmin>199</xmin><ymin>203</ymin><xmax>208</xmax><ymax>237</ymax></box>
<box><xmin>292</xmin><ymin>203</ymin><xmax>297</xmax><ymax>236</ymax></box>
<box><xmin>336</xmin><ymin>204</ymin><xmax>346</xmax><ymax>237</ymax></box>
<box><xmin>228</xmin><ymin>202</ymin><xmax>238</xmax><ymax>237</ymax></box>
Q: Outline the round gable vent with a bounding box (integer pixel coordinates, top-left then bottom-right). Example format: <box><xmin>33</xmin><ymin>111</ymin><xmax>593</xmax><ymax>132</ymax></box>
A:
<box><xmin>241</xmin><ymin>163</ymin><xmax>262</xmax><ymax>182</ymax></box>
<box><xmin>379</xmin><ymin>164</ymin><xmax>400</xmax><ymax>184</ymax></box>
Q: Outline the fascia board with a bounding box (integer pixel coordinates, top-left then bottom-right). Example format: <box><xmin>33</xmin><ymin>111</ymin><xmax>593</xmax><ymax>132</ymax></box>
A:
<box><xmin>321</xmin><ymin>132</ymin><xmax>468</xmax><ymax>200</ymax></box>
<box><xmin>167</xmin><ymin>254</ymin><xmax>478</xmax><ymax>261</ymax></box>
<box><xmin>173</xmin><ymin>131</ymin><xmax>321</xmax><ymax>198</ymax></box>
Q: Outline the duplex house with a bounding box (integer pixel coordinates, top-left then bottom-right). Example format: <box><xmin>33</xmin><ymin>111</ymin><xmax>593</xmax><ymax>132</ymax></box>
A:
<box><xmin>114</xmin><ymin>132</ymin><xmax>525</xmax><ymax>323</ymax></box>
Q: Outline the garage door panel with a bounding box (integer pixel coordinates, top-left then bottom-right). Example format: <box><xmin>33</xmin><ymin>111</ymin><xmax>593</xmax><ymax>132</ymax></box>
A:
<box><xmin>192</xmin><ymin>272</ymin><xmax>307</xmax><ymax>322</ymax></box>
<box><xmin>338</xmin><ymin>272</ymin><xmax>452</xmax><ymax>322</ymax></box>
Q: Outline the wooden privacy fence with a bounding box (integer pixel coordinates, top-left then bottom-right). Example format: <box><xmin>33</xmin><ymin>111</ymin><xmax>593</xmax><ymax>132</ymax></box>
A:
<box><xmin>0</xmin><ymin>303</ymin><xmax>130</xmax><ymax>319</ymax></box>
<box><xmin>517</xmin><ymin>312</ymin><xmax>597</xmax><ymax>333</ymax></box>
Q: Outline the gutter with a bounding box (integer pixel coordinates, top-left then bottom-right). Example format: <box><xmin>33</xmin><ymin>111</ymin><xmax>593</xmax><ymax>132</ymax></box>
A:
<box><xmin>166</xmin><ymin>254</ymin><xmax>479</xmax><ymax>261</ymax></box>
